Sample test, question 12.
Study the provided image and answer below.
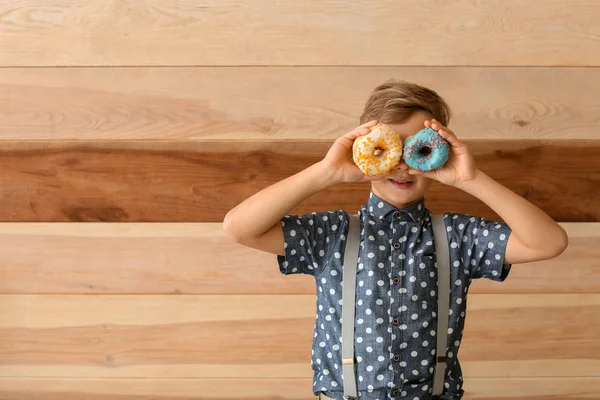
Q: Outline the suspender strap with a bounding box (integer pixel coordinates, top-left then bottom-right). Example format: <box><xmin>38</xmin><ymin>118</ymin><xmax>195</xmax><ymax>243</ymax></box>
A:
<box><xmin>341</xmin><ymin>213</ymin><xmax>449</xmax><ymax>398</ymax></box>
<box><xmin>341</xmin><ymin>214</ymin><xmax>360</xmax><ymax>400</ymax></box>
<box><xmin>431</xmin><ymin>214</ymin><xmax>450</xmax><ymax>395</ymax></box>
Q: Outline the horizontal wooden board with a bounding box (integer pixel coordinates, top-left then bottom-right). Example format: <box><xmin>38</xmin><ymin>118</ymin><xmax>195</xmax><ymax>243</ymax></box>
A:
<box><xmin>1</xmin><ymin>1</ymin><xmax>599</xmax><ymax>66</ymax></box>
<box><xmin>0</xmin><ymin>378</ymin><xmax>599</xmax><ymax>399</ymax></box>
<box><xmin>3</xmin><ymin>359</ymin><xmax>600</xmax><ymax>380</ymax></box>
<box><xmin>0</xmin><ymin>295</ymin><xmax>599</xmax><ymax>379</ymax></box>
<box><xmin>0</xmin><ymin>140</ymin><xmax>597</xmax><ymax>222</ymax></box>
<box><xmin>0</xmin><ymin>223</ymin><xmax>597</xmax><ymax>295</ymax></box>
<box><xmin>0</xmin><ymin>378</ymin><xmax>311</xmax><ymax>400</ymax></box>
<box><xmin>1</xmin><ymin>67</ymin><xmax>600</xmax><ymax>140</ymax></box>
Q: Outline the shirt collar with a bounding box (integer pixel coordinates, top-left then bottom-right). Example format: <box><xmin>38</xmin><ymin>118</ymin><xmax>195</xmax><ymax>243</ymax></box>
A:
<box><xmin>366</xmin><ymin>191</ymin><xmax>429</xmax><ymax>222</ymax></box>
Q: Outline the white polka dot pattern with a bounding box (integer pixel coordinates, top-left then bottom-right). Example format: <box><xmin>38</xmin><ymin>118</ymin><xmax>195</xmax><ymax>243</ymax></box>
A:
<box><xmin>277</xmin><ymin>192</ymin><xmax>512</xmax><ymax>399</ymax></box>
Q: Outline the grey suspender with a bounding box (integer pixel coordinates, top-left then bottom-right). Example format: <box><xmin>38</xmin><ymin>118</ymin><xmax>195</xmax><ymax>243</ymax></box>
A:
<box><xmin>342</xmin><ymin>214</ymin><xmax>361</xmax><ymax>400</ymax></box>
<box><xmin>431</xmin><ymin>214</ymin><xmax>450</xmax><ymax>395</ymax></box>
<box><xmin>341</xmin><ymin>214</ymin><xmax>449</xmax><ymax>399</ymax></box>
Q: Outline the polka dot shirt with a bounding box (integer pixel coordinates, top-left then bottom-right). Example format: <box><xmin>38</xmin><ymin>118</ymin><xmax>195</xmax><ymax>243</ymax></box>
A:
<box><xmin>277</xmin><ymin>191</ymin><xmax>512</xmax><ymax>400</ymax></box>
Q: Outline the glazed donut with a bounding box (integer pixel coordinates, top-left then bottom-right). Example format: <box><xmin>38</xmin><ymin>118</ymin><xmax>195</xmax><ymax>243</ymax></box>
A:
<box><xmin>352</xmin><ymin>123</ymin><xmax>403</xmax><ymax>176</ymax></box>
<box><xmin>403</xmin><ymin>127</ymin><xmax>450</xmax><ymax>171</ymax></box>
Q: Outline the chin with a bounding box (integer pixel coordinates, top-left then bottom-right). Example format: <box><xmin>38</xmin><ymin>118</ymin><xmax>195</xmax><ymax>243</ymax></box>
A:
<box><xmin>372</xmin><ymin>178</ymin><xmax>430</xmax><ymax>208</ymax></box>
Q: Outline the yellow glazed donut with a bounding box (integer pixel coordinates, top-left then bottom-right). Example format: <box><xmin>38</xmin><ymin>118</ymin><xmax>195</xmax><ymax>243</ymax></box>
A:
<box><xmin>352</xmin><ymin>123</ymin><xmax>403</xmax><ymax>176</ymax></box>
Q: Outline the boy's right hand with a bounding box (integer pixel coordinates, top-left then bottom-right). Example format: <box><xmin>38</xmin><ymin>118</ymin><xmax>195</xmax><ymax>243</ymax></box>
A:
<box><xmin>224</xmin><ymin>121</ymin><xmax>387</xmax><ymax>256</ymax></box>
<box><xmin>320</xmin><ymin>120</ymin><xmax>390</xmax><ymax>184</ymax></box>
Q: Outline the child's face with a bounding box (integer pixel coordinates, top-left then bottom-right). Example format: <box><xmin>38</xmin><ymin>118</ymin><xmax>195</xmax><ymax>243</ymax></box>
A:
<box><xmin>370</xmin><ymin>110</ymin><xmax>434</xmax><ymax>209</ymax></box>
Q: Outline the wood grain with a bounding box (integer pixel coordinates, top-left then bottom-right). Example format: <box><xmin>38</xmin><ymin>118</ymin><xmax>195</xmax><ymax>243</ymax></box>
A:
<box><xmin>0</xmin><ymin>378</ymin><xmax>312</xmax><ymax>400</ymax></box>
<box><xmin>0</xmin><ymin>140</ymin><xmax>597</xmax><ymax>222</ymax></box>
<box><xmin>0</xmin><ymin>378</ymin><xmax>599</xmax><ymax>399</ymax></box>
<box><xmin>0</xmin><ymin>223</ymin><xmax>597</xmax><ymax>295</ymax></box>
<box><xmin>3</xmin><ymin>359</ymin><xmax>600</xmax><ymax>380</ymax></box>
<box><xmin>1</xmin><ymin>67</ymin><xmax>600</xmax><ymax>140</ymax></box>
<box><xmin>0</xmin><ymin>295</ymin><xmax>599</xmax><ymax>380</ymax></box>
<box><xmin>3</xmin><ymin>0</ymin><xmax>598</xmax><ymax>397</ymax></box>
<box><xmin>1</xmin><ymin>1</ymin><xmax>600</xmax><ymax>66</ymax></box>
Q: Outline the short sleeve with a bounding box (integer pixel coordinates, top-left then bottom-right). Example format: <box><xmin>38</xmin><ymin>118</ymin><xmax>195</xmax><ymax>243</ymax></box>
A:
<box><xmin>448</xmin><ymin>214</ymin><xmax>513</xmax><ymax>282</ymax></box>
<box><xmin>277</xmin><ymin>210</ymin><xmax>347</xmax><ymax>276</ymax></box>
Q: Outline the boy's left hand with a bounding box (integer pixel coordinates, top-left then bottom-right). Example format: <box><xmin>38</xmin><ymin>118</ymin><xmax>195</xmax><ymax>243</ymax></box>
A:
<box><xmin>408</xmin><ymin>119</ymin><xmax>479</xmax><ymax>187</ymax></box>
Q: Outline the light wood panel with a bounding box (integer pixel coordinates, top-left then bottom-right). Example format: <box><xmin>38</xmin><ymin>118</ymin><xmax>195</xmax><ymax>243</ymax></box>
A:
<box><xmin>0</xmin><ymin>223</ymin><xmax>597</xmax><ymax>295</ymax></box>
<box><xmin>1</xmin><ymin>67</ymin><xmax>600</xmax><ymax>140</ymax></box>
<box><xmin>2</xmin><ymin>0</ymin><xmax>597</xmax><ymax>398</ymax></box>
<box><xmin>1</xmin><ymin>295</ymin><xmax>599</xmax><ymax>378</ymax></box>
<box><xmin>0</xmin><ymin>378</ymin><xmax>599</xmax><ymax>399</ymax></box>
<box><xmin>0</xmin><ymin>140</ymin><xmax>596</xmax><ymax>222</ymax></box>
<box><xmin>1</xmin><ymin>1</ymin><xmax>600</xmax><ymax>66</ymax></box>
<box><xmin>0</xmin><ymin>378</ymin><xmax>312</xmax><ymax>400</ymax></box>
<box><xmin>3</xmin><ymin>360</ymin><xmax>600</xmax><ymax>380</ymax></box>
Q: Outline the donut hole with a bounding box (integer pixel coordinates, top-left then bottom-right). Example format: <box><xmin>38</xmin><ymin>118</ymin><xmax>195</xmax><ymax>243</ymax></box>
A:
<box><xmin>419</xmin><ymin>146</ymin><xmax>432</xmax><ymax>157</ymax></box>
<box><xmin>373</xmin><ymin>146</ymin><xmax>386</xmax><ymax>157</ymax></box>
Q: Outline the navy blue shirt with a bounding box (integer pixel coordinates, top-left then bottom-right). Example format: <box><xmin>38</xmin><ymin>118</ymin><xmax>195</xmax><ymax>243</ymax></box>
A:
<box><xmin>277</xmin><ymin>191</ymin><xmax>512</xmax><ymax>400</ymax></box>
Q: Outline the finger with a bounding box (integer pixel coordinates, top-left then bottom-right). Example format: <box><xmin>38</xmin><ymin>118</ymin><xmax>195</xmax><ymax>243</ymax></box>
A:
<box><xmin>428</xmin><ymin>122</ymin><xmax>461</xmax><ymax>146</ymax></box>
<box><xmin>357</xmin><ymin>120</ymin><xmax>379</xmax><ymax>129</ymax></box>
<box><xmin>430</xmin><ymin>120</ymin><xmax>454</xmax><ymax>134</ymax></box>
<box><xmin>344</xmin><ymin>127</ymin><xmax>372</xmax><ymax>140</ymax></box>
<box><xmin>429</xmin><ymin>119</ymin><xmax>445</xmax><ymax>129</ymax></box>
<box><xmin>437</xmin><ymin>127</ymin><xmax>463</xmax><ymax>148</ymax></box>
<box><xmin>430</xmin><ymin>120</ymin><xmax>444</xmax><ymax>131</ymax></box>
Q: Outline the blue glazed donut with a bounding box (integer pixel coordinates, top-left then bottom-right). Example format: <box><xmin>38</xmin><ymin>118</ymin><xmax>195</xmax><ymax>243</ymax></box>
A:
<box><xmin>403</xmin><ymin>127</ymin><xmax>450</xmax><ymax>171</ymax></box>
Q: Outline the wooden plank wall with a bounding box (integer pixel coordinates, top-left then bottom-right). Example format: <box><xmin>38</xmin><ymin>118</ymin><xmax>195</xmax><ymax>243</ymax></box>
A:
<box><xmin>0</xmin><ymin>1</ymin><xmax>599</xmax><ymax>398</ymax></box>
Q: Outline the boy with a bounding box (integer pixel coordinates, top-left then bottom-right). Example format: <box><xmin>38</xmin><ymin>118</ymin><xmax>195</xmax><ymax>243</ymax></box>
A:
<box><xmin>223</xmin><ymin>80</ymin><xmax>568</xmax><ymax>400</ymax></box>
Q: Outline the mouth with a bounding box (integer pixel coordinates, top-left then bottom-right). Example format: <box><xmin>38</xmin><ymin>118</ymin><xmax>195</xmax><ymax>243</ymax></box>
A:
<box><xmin>389</xmin><ymin>178</ymin><xmax>414</xmax><ymax>189</ymax></box>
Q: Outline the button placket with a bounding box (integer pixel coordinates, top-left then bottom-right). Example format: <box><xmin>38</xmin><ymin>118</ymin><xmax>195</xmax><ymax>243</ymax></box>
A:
<box><xmin>392</xmin><ymin>217</ymin><xmax>407</xmax><ymax>391</ymax></box>
<box><xmin>394</xmin><ymin>220</ymin><xmax>408</xmax><ymax>390</ymax></box>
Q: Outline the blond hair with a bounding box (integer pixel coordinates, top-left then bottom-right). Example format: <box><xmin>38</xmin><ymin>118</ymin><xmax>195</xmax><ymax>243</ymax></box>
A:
<box><xmin>359</xmin><ymin>79</ymin><xmax>452</xmax><ymax>127</ymax></box>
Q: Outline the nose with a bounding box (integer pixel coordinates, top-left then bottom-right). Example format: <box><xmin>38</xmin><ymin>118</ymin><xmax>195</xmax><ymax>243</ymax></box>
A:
<box><xmin>394</xmin><ymin>159</ymin><xmax>409</xmax><ymax>171</ymax></box>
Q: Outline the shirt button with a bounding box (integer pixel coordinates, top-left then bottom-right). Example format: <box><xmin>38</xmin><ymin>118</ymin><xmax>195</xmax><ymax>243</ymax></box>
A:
<box><xmin>393</xmin><ymin>354</ymin><xmax>400</xmax><ymax>361</ymax></box>
<box><xmin>392</xmin><ymin>389</ymin><xmax>401</xmax><ymax>396</ymax></box>
<box><xmin>392</xmin><ymin>277</ymin><xmax>400</xmax><ymax>285</ymax></box>
<box><xmin>393</xmin><ymin>242</ymin><xmax>400</xmax><ymax>249</ymax></box>
<box><xmin>394</xmin><ymin>211</ymin><xmax>401</xmax><ymax>219</ymax></box>
<box><xmin>393</xmin><ymin>318</ymin><xmax>399</xmax><ymax>325</ymax></box>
